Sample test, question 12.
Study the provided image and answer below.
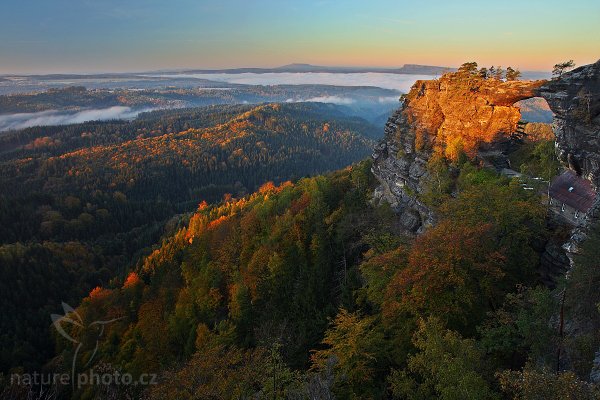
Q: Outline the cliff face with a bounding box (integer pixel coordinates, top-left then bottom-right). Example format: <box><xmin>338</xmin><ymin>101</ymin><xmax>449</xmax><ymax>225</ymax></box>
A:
<box><xmin>539</xmin><ymin>61</ymin><xmax>600</xmax><ymax>188</ymax></box>
<box><xmin>372</xmin><ymin>71</ymin><xmax>545</xmax><ymax>233</ymax></box>
<box><xmin>537</xmin><ymin>61</ymin><xmax>600</xmax><ymax>260</ymax></box>
<box><xmin>371</xmin><ymin>106</ymin><xmax>432</xmax><ymax>233</ymax></box>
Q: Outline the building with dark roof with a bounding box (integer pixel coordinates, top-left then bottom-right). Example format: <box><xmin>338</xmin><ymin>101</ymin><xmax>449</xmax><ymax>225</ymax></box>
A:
<box><xmin>549</xmin><ymin>170</ymin><xmax>596</xmax><ymax>225</ymax></box>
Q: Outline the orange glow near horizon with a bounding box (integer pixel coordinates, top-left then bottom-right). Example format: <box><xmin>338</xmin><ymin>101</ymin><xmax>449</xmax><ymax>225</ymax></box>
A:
<box><xmin>1</xmin><ymin>0</ymin><xmax>598</xmax><ymax>74</ymax></box>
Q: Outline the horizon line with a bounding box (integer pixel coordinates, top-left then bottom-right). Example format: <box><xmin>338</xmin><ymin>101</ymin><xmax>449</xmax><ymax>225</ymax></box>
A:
<box><xmin>0</xmin><ymin>62</ymin><xmax>553</xmax><ymax>77</ymax></box>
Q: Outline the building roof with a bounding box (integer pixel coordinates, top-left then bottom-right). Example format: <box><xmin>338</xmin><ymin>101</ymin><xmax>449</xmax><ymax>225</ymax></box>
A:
<box><xmin>549</xmin><ymin>170</ymin><xmax>596</xmax><ymax>213</ymax></box>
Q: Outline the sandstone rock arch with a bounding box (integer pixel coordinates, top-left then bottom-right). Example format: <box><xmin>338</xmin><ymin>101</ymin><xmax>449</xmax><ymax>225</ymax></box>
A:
<box><xmin>371</xmin><ymin>60</ymin><xmax>600</xmax><ymax>236</ymax></box>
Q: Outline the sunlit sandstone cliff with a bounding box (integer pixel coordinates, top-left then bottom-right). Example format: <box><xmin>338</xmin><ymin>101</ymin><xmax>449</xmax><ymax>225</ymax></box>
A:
<box><xmin>372</xmin><ymin>61</ymin><xmax>600</xmax><ymax>237</ymax></box>
<box><xmin>371</xmin><ymin>70</ymin><xmax>546</xmax><ymax>232</ymax></box>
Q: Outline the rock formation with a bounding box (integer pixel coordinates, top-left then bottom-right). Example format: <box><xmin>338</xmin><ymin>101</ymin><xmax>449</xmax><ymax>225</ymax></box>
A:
<box><xmin>372</xmin><ymin>70</ymin><xmax>545</xmax><ymax>233</ymax></box>
<box><xmin>539</xmin><ymin>61</ymin><xmax>600</xmax><ymax>187</ymax></box>
<box><xmin>371</xmin><ymin>106</ymin><xmax>434</xmax><ymax>233</ymax></box>
<box><xmin>373</xmin><ymin>60</ymin><xmax>600</xmax><ymax>238</ymax></box>
<box><xmin>536</xmin><ymin>61</ymin><xmax>600</xmax><ymax>262</ymax></box>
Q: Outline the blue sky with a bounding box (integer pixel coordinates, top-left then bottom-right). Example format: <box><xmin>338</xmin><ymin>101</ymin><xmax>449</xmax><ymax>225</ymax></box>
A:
<box><xmin>1</xmin><ymin>0</ymin><xmax>598</xmax><ymax>73</ymax></box>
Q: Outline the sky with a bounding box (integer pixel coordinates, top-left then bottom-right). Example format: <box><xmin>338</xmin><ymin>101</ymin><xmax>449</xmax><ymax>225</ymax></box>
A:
<box><xmin>1</xmin><ymin>0</ymin><xmax>598</xmax><ymax>74</ymax></box>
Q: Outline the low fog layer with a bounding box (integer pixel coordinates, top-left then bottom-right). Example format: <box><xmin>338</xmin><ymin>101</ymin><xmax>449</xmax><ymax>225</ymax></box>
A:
<box><xmin>147</xmin><ymin>72</ymin><xmax>437</xmax><ymax>92</ymax></box>
<box><xmin>286</xmin><ymin>95</ymin><xmax>400</xmax><ymax>105</ymax></box>
<box><xmin>0</xmin><ymin>106</ymin><xmax>154</xmax><ymax>132</ymax></box>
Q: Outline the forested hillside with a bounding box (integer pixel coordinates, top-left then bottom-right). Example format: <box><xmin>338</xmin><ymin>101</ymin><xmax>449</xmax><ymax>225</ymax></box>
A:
<box><xmin>14</xmin><ymin>155</ymin><xmax>597</xmax><ymax>399</ymax></box>
<box><xmin>0</xmin><ymin>102</ymin><xmax>377</xmax><ymax>377</ymax></box>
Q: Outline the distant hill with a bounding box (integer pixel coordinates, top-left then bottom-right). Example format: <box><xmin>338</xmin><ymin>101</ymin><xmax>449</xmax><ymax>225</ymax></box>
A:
<box><xmin>179</xmin><ymin>63</ymin><xmax>456</xmax><ymax>75</ymax></box>
<box><xmin>1</xmin><ymin>102</ymin><xmax>377</xmax><ymax>203</ymax></box>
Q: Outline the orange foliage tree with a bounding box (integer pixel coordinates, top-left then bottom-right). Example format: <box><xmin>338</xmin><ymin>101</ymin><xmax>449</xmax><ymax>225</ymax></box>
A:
<box><xmin>383</xmin><ymin>221</ymin><xmax>505</xmax><ymax>332</ymax></box>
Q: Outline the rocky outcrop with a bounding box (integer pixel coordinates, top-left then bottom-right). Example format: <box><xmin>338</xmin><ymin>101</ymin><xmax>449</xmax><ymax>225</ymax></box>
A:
<box><xmin>539</xmin><ymin>61</ymin><xmax>600</xmax><ymax>187</ymax></box>
<box><xmin>403</xmin><ymin>76</ymin><xmax>545</xmax><ymax>157</ymax></box>
<box><xmin>373</xmin><ymin>60</ymin><xmax>600</xmax><ymax>237</ymax></box>
<box><xmin>371</xmin><ymin>107</ymin><xmax>434</xmax><ymax>234</ymax></box>
<box><xmin>536</xmin><ymin>61</ymin><xmax>600</xmax><ymax>261</ymax></box>
<box><xmin>372</xmin><ymin>71</ymin><xmax>545</xmax><ymax>233</ymax></box>
<box><xmin>538</xmin><ymin>219</ymin><xmax>572</xmax><ymax>287</ymax></box>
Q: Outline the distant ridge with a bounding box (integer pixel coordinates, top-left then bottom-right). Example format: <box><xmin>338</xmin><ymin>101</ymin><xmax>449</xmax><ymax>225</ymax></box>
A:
<box><xmin>1</xmin><ymin>65</ymin><xmax>551</xmax><ymax>79</ymax></box>
<box><xmin>0</xmin><ymin>65</ymin><xmax>551</xmax><ymax>81</ymax></box>
<box><xmin>177</xmin><ymin>63</ymin><xmax>456</xmax><ymax>75</ymax></box>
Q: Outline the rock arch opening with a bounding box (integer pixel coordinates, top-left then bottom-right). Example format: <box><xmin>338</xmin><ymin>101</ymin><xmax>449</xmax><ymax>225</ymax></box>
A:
<box><xmin>514</xmin><ymin>97</ymin><xmax>554</xmax><ymax>124</ymax></box>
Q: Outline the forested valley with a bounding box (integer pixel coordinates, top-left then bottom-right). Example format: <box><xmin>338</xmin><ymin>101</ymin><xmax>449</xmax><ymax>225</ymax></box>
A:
<box><xmin>0</xmin><ymin>102</ymin><xmax>377</xmax><ymax>378</ymax></box>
